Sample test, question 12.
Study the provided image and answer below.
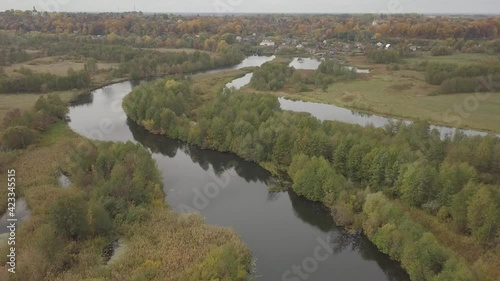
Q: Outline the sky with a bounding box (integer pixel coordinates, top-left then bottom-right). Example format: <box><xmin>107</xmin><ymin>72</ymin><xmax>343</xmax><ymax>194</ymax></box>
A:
<box><xmin>1</xmin><ymin>0</ymin><xmax>499</xmax><ymax>14</ymax></box>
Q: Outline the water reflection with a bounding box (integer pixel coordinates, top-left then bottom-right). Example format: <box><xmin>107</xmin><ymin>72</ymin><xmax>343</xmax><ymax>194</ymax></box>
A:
<box><xmin>127</xmin><ymin>119</ymin><xmax>270</xmax><ymax>183</ymax></box>
<box><xmin>288</xmin><ymin>190</ymin><xmax>335</xmax><ymax>233</ymax></box>
<box><xmin>70</xmin><ymin>92</ymin><xmax>93</xmax><ymax>106</ymax></box>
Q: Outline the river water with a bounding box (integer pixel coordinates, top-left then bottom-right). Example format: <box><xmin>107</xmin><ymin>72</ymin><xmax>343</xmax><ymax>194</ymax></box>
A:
<box><xmin>67</xmin><ymin>56</ymin><xmax>416</xmax><ymax>281</ymax></box>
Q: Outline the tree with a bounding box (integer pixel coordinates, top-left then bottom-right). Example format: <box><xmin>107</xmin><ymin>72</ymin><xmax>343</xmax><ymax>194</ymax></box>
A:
<box><xmin>1</xmin><ymin>126</ymin><xmax>39</xmax><ymax>150</ymax></box>
<box><xmin>49</xmin><ymin>191</ymin><xmax>90</xmax><ymax>240</ymax></box>
<box><xmin>84</xmin><ymin>58</ymin><xmax>98</xmax><ymax>73</ymax></box>
<box><xmin>399</xmin><ymin>160</ymin><xmax>440</xmax><ymax>207</ymax></box>
<box><xmin>2</xmin><ymin>108</ymin><xmax>25</xmax><ymax>128</ymax></box>
<box><xmin>450</xmin><ymin>183</ymin><xmax>476</xmax><ymax>234</ymax></box>
<box><xmin>438</xmin><ymin>162</ymin><xmax>478</xmax><ymax>206</ymax></box>
<box><xmin>88</xmin><ymin>201</ymin><xmax>113</xmax><ymax>236</ymax></box>
<box><xmin>467</xmin><ymin>187</ymin><xmax>499</xmax><ymax>245</ymax></box>
<box><xmin>402</xmin><ymin>233</ymin><xmax>448</xmax><ymax>281</ymax></box>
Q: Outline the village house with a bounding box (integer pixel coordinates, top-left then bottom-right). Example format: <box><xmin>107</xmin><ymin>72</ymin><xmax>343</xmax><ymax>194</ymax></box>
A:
<box><xmin>260</xmin><ymin>39</ymin><xmax>275</xmax><ymax>47</ymax></box>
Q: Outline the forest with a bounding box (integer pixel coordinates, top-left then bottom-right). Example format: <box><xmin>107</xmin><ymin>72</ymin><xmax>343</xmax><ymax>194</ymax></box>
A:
<box><xmin>0</xmin><ymin>11</ymin><xmax>499</xmax><ymax>46</ymax></box>
<box><xmin>124</xmin><ymin>78</ymin><xmax>500</xmax><ymax>281</ymax></box>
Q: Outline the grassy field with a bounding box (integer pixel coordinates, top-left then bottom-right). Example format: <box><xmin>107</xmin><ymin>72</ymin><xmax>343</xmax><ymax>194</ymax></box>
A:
<box><xmin>4</xmin><ymin>56</ymin><xmax>118</xmax><ymax>76</ymax></box>
<box><xmin>245</xmin><ymin>55</ymin><xmax>500</xmax><ymax>134</ymax></box>
<box><xmin>191</xmin><ymin>69</ymin><xmax>247</xmax><ymax>101</ymax></box>
<box><xmin>0</xmin><ymin>91</ymin><xmax>76</xmax><ymax>123</ymax></box>
<box><xmin>405</xmin><ymin>52</ymin><xmax>499</xmax><ymax>65</ymax></box>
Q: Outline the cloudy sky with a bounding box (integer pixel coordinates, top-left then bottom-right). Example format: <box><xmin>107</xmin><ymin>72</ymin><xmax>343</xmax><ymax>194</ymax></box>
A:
<box><xmin>1</xmin><ymin>0</ymin><xmax>499</xmax><ymax>14</ymax></box>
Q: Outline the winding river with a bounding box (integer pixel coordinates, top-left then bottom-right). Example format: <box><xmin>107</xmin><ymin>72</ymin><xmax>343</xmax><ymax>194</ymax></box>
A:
<box><xmin>67</xmin><ymin>56</ymin><xmax>420</xmax><ymax>281</ymax></box>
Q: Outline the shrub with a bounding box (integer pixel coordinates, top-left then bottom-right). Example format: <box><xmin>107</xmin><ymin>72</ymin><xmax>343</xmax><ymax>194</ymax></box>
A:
<box><xmin>1</xmin><ymin>125</ymin><xmax>39</xmax><ymax>150</ymax></box>
<box><xmin>366</xmin><ymin>49</ymin><xmax>401</xmax><ymax>64</ymax></box>
<box><xmin>49</xmin><ymin>191</ymin><xmax>90</xmax><ymax>240</ymax></box>
<box><xmin>430</xmin><ymin>45</ymin><xmax>454</xmax><ymax>56</ymax></box>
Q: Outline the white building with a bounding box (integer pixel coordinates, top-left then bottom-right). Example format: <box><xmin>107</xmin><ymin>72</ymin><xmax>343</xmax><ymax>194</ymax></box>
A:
<box><xmin>260</xmin><ymin>40</ymin><xmax>275</xmax><ymax>47</ymax></box>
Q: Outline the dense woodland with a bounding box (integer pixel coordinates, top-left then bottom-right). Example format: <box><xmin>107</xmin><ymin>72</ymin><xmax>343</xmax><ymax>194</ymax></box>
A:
<box><xmin>124</xmin><ymin>78</ymin><xmax>500</xmax><ymax>281</ymax></box>
<box><xmin>0</xmin><ymin>12</ymin><xmax>499</xmax><ymax>45</ymax></box>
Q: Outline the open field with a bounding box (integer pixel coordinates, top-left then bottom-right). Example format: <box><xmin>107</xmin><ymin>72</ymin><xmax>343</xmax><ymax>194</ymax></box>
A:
<box><xmin>191</xmin><ymin>69</ymin><xmax>247</xmax><ymax>101</ymax></box>
<box><xmin>4</xmin><ymin>56</ymin><xmax>118</xmax><ymax>76</ymax></box>
<box><xmin>405</xmin><ymin>52</ymin><xmax>499</xmax><ymax>65</ymax></box>
<box><xmin>271</xmin><ymin>83</ymin><xmax>500</xmax><ymax>133</ymax></box>
<box><xmin>0</xmin><ymin>91</ymin><xmax>76</xmax><ymax>123</ymax></box>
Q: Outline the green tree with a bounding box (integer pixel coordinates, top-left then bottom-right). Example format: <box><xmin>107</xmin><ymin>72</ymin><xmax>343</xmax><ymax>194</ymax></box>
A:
<box><xmin>1</xmin><ymin>125</ymin><xmax>39</xmax><ymax>150</ymax></box>
<box><xmin>467</xmin><ymin>186</ymin><xmax>499</xmax><ymax>245</ymax></box>
<box><xmin>88</xmin><ymin>201</ymin><xmax>113</xmax><ymax>236</ymax></box>
<box><xmin>84</xmin><ymin>58</ymin><xmax>98</xmax><ymax>73</ymax></box>
<box><xmin>402</xmin><ymin>233</ymin><xmax>448</xmax><ymax>281</ymax></box>
<box><xmin>49</xmin><ymin>191</ymin><xmax>90</xmax><ymax>240</ymax></box>
<box><xmin>399</xmin><ymin>160</ymin><xmax>440</xmax><ymax>207</ymax></box>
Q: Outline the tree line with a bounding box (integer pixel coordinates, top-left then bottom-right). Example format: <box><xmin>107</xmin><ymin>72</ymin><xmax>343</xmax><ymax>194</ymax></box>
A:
<box><xmin>1</xmin><ymin>11</ymin><xmax>499</xmax><ymax>43</ymax></box>
<box><xmin>0</xmin><ymin>35</ymin><xmax>246</xmax><ymax>93</ymax></box>
<box><xmin>417</xmin><ymin>61</ymin><xmax>500</xmax><ymax>94</ymax></box>
<box><xmin>0</xmin><ymin>67</ymin><xmax>91</xmax><ymax>93</ymax></box>
<box><xmin>123</xmin><ymin>79</ymin><xmax>500</xmax><ymax>280</ymax></box>
<box><xmin>249</xmin><ymin>60</ymin><xmax>357</xmax><ymax>93</ymax></box>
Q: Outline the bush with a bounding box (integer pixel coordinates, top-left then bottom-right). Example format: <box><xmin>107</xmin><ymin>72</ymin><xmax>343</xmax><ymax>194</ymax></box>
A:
<box><xmin>49</xmin><ymin>191</ymin><xmax>90</xmax><ymax>240</ymax></box>
<box><xmin>1</xmin><ymin>125</ymin><xmax>39</xmax><ymax>150</ymax></box>
<box><xmin>181</xmin><ymin>243</ymin><xmax>251</xmax><ymax>281</ymax></box>
<box><xmin>366</xmin><ymin>49</ymin><xmax>401</xmax><ymax>64</ymax></box>
<box><xmin>430</xmin><ymin>45</ymin><xmax>454</xmax><ymax>56</ymax></box>
<box><xmin>438</xmin><ymin>75</ymin><xmax>500</xmax><ymax>94</ymax></box>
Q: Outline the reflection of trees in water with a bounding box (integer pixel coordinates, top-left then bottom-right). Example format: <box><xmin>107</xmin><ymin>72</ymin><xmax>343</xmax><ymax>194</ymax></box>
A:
<box><xmin>127</xmin><ymin>118</ymin><xmax>270</xmax><ymax>183</ymax></box>
<box><xmin>288</xmin><ymin>189</ymin><xmax>335</xmax><ymax>233</ymax></box>
<box><xmin>327</xmin><ymin>231</ymin><xmax>362</xmax><ymax>254</ymax></box>
<box><xmin>350</xmin><ymin>110</ymin><xmax>373</xmax><ymax>118</ymax></box>
<box><xmin>326</xmin><ymin>229</ymin><xmax>410</xmax><ymax>281</ymax></box>
<box><xmin>288</xmin><ymin>187</ymin><xmax>410</xmax><ymax>281</ymax></box>
<box><xmin>266</xmin><ymin>192</ymin><xmax>281</xmax><ymax>202</ymax></box>
<box><xmin>70</xmin><ymin>92</ymin><xmax>93</xmax><ymax>106</ymax></box>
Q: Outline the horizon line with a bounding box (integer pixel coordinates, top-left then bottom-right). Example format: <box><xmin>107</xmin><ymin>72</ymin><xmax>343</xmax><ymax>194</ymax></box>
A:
<box><xmin>4</xmin><ymin>9</ymin><xmax>500</xmax><ymax>16</ymax></box>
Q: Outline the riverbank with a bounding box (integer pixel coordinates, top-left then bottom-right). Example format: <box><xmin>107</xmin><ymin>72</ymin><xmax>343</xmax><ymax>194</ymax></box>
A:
<box><xmin>264</xmin><ymin>88</ymin><xmax>500</xmax><ymax>135</ymax></box>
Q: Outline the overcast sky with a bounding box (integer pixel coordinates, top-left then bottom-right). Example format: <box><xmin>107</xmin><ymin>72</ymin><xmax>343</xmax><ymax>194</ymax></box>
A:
<box><xmin>1</xmin><ymin>0</ymin><xmax>499</xmax><ymax>14</ymax></box>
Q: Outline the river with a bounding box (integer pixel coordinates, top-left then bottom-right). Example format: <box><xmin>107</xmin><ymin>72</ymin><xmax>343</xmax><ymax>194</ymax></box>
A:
<box><xmin>68</xmin><ymin>56</ymin><xmax>414</xmax><ymax>281</ymax></box>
